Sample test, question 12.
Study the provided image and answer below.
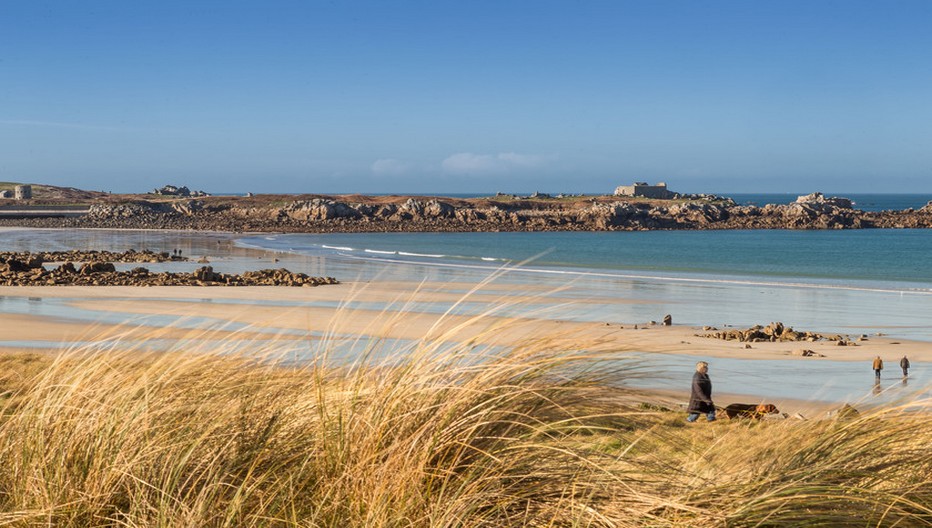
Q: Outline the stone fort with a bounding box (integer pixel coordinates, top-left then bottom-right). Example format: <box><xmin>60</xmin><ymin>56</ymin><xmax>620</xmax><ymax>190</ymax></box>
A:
<box><xmin>613</xmin><ymin>182</ymin><xmax>674</xmax><ymax>199</ymax></box>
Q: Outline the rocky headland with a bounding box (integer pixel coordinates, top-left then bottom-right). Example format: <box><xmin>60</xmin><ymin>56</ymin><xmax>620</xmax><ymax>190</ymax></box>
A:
<box><xmin>2</xmin><ymin>188</ymin><xmax>932</xmax><ymax>232</ymax></box>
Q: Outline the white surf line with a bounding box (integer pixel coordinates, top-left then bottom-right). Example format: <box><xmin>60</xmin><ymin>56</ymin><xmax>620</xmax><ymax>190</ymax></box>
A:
<box><xmin>333</xmin><ymin>252</ymin><xmax>932</xmax><ymax>296</ymax></box>
<box><xmin>232</xmin><ymin>238</ymin><xmax>932</xmax><ymax>296</ymax></box>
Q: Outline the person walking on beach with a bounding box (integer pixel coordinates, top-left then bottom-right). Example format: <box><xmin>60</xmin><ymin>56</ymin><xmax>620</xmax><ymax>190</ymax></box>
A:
<box><xmin>686</xmin><ymin>361</ymin><xmax>715</xmax><ymax>422</ymax></box>
<box><xmin>900</xmin><ymin>355</ymin><xmax>910</xmax><ymax>377</ymax></box>
<box><xmin>873</xmin><ymin>356</ymin><xmax>883</xmax><ymax>380</ymax></box>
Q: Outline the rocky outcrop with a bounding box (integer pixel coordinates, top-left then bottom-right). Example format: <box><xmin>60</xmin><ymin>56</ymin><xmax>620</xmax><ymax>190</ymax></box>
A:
<box><xmin>700</xmin><ymin>322</ymin><xmax>854</xmax><ymax>344</ymax></box>
<box><xmin>0</xmin><ymin>249</ymin><xmax>187</xmax><ymax>265</ymax></box>
<box><xmin>795</xmin><ymin>192</ymin><xmax>853</xmax><ymax>209</ymax></box>
<box><xmin>278</xmin><ymin>199</ymin><xmax>362</xmax><ymax>222</ymax></box>
<box><xmin>792</xmin><ymin>349</ymin><xmax>825</xmax><ymax>357</ymax></box>
<box><xmin>5</xmin><ymin>193</ymin><xmax>932</xmax><ymax>233</ymax></box>
<box><xmin>86</xmin><ymin>202</ymin><xmax>170</xmax><ymax>220</ymax></box>
<box><xmin>0</xmin><ymin>263</ymin><xmax>337</xmax><ymax>287</ymax></box>
<box><xmin>149</xmin><ymin>184</ymin><xmax>210</xmax><ymax>197</ymax></box>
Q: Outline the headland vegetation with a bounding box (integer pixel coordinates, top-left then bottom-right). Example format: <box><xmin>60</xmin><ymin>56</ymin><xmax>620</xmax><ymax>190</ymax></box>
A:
<box><xmin>1</xmin><ymin>183</ymin><xmax>932</xmax><ymax>232</ymax></box>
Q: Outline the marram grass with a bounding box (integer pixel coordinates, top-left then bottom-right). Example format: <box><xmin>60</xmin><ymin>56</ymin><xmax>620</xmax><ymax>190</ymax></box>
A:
<box><xmin>0</xmin><ymin>304</ymin><xmax>930</xmax><ymax>526</ymax></box>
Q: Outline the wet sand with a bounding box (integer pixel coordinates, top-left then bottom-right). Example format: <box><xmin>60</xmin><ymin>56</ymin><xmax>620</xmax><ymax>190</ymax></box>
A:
<box><xmin>3</xmin><ymin>283</ymin><xmax>928</xmax><ymax>361</ymax></box>
<box><xmin>1</xmin><ymin>227</ymin><xmax>927</xmax><ymax>418</ymax></box>
<box><xmin>0</xmin><ymin>282</ymin><xmax>927</xmax><ymax>419</ymax></box>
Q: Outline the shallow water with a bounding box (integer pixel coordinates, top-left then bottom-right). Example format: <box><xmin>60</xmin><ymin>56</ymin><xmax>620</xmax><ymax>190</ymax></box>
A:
<box><xmin>1</xmin><ymin>227</ymin><xmax>930</xmax><ymax>405</ymax></box>
<box><xmin>241</xmin><ymin>231</ymin><xmax>932</xmax><ymax>342</ymax></box>
<box><xmin>624</xmin><ymin>353</ymin><xmax>929</xmax><ymax>408</ymax></box>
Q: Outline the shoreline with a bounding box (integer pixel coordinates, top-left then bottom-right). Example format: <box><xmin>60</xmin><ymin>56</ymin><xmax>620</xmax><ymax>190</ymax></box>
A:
<box><xmin>6</xmin><ymin>226</ymin><xmax>932</xmax><ymax>297</ymax></box>
<box><xmin>2</xmin><ymin>283</ymin><xmax>928</xmax><ymax>362</ymax></box>
<box><xmin>1</xmin><ymin>227</ymin><xmax>928</xmax><ymax>414</ymax></box>
<box><xmin>0</xmin><ymin>282</ymin><xmax>927</xmax><ymax>415</ymax></box>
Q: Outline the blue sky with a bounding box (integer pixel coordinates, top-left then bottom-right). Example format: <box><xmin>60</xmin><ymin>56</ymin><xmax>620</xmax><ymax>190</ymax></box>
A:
<box><xmin>2</xmin><ymin>1</ymin><xmax>931</xmax><ymax>195</ymax></box>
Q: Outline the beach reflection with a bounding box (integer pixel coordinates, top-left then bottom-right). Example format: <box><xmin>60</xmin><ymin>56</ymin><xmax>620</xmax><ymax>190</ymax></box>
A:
<box><xmin>1</xmin><ymin>228</ymin><xmax>930</xmax><ymax>408</ymax></box>
<box><xmin>624</xmin><ymin>353</ymin><xmax>929</xmax><ymax>407</ymax></box>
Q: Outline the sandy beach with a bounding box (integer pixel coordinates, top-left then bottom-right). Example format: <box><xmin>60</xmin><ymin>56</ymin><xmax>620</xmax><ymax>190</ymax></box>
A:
<box><xmin>1</xmin><ymin>277</ymin><xmax>927</xmax><ymax>419</ymax></box>
<box><xmin>1</xmin><ymin>227</ymin><xmax>929</xmax><ymax>420</ymax></box>
<box><xmin>3</xmin><ymin>282</ymin><xmax>928</xmax><ymax>362</ymax></box>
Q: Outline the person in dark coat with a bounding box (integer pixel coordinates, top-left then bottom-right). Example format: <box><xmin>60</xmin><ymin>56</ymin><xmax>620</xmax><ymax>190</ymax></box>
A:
<box><xmin>900</xmin><ymin>355</ymin><xmax>910</xmax><ymax>377</ymax></box>
<box><xmin>686</xmin><ymin>361</ymin><xmax>715</xmax><ymax>422</ymax></box>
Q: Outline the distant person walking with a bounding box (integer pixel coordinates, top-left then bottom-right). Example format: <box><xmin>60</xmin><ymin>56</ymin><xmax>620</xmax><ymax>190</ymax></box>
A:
<box><xmin>686</xmin><ymin>361</ymin><xmax>715</xmax><ymax>422</ymax></box>
<box><xmin>900</xmin><ymin>355</ymin><xmax>910</xmax><ymax>377</ymax></box>
<box><xmin>873</xmin><ymin>356</ymin><xmax>884</xmax><ymax>380</ymax></box>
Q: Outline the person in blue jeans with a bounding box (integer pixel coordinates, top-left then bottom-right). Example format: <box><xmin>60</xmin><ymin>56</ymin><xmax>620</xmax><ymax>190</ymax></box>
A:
<box><xmin>686</xmin><ymin>361</ymin><xmax>716</xmax><ymax>422</ymax></box>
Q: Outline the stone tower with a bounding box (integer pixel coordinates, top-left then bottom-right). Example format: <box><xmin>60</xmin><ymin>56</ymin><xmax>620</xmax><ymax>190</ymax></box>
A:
<box><xmin>14</xmin><ymin>185</ymin><xmax>32</xmax><ymax>200</ymax></box>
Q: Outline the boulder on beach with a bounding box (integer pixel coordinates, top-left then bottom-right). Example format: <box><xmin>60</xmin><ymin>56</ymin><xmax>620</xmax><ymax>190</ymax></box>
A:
<box><xmin>79</xmin><ymin>262</ymin><xmax>116</xmax><ymax>274</ymax></box>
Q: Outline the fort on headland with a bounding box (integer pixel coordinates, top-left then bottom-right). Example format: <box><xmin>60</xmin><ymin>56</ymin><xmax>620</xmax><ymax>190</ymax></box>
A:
<box><xmin>1</xmin><ymin>181</ymin><xmax>931</xmax><ymax>232</ymax></box>
<box><xmin>613</xmin><ymin>182</ymin><xmax>675</xmax><ymax>199</ymax></box>
<box><xmin>0</xmin><ymin>184</ymin><xmax>32</xmax><ymax>200</ymax></box>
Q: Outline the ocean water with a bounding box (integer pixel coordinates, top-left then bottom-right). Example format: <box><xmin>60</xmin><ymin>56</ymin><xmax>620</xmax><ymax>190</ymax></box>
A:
<box><xmin>238</xmin><ymin>228</ymin><xmax>932</xmax><ymax>405</ymax></box>
<box><xmin>239</xmin><ymin>229</ymin><xmax>932</xmax><ymax>342</ymax></box>
<box><xmin>2</xmin><ymin>227</ymin><xmax>929</xmax><ymax>341</ymax></box>
<box><xmin>2</xmin><ymin>227</ymin><xmax>930</xmax><ymax>406</ymax></box>
<box><xmin>242</xmin><ymin>230</ymin><xmax>932</xmax><ymax>286</ymax></box>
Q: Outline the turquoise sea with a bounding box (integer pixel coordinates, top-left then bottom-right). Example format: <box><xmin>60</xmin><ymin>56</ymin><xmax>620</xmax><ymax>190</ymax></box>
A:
<box><xmin>1</xmin><ymin>220</ymin><xmax>930</xmax><ymax>408</ymax></box>
<box><xmin>239</xmin><ymin>227</ymin><xmax>931</xmax><ymax>406</ymax></box>
<box><xmin>239</xmin><ymin>229</ymin><xmax>932</xmax><ymax>340</ymax></box>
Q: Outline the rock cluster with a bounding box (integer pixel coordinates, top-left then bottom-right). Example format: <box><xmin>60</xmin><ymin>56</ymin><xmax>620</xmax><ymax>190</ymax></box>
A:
<box><xmin>1</xmin><ymin>249</ymin><xmax>186</xmax><ymax>266</ymax></box>
<box><xmin>149</xmin><ymin>184</ymin><xmax>210</xmax><ymax>197</ymax></box>
<box><xmin>0</xmin><ymin>263</ymin><xmax>337</xmax><ymax>287</ymax></box>
<box><xmin>4</xmin><ymin>192</ymin><xmax>932</xmax><ymax>233</ymax></box>
<box><xmin>792</xmin><ymin>349</ymin><xmax>825</xmax><ymax>357</ymax></box>
<box><xmin>700</xmin><ymin>322</ymin><xmax>853</xmax><ymax>344</ymax></box>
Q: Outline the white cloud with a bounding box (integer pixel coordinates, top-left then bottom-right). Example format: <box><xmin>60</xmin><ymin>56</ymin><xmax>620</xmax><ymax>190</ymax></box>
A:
<box><xmin>370</xmin><ymin>158</ymin><xmax>415</xmax><ymax>176</ymax></box>
<box><xmin>441</xmin><ymin>152</ymin><xmax>547</xmax><ymax>175</ymax></box>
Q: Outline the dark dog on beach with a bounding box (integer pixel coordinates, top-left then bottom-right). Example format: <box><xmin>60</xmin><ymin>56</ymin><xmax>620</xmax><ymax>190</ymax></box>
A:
<box><xmin>721</xmin><ymin>403</ymin><xmax>780</xmax><ymax>420</ymax></box>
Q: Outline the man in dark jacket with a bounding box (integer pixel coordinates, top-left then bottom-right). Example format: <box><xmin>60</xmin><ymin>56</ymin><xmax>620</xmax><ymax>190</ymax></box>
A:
<box><xmin>686</xmin><ymin>361</ymin><xmax>715</xmax><ymax>422</ymax></box>
<box><xmin>900</xmin><ymin>355</ymin><xmax>910</xmax><ymax>377</ymax></box>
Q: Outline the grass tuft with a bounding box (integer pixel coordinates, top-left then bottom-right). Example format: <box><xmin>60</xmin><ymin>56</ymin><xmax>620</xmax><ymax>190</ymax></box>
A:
<box><xmin>0</xmin><ymin>288</ymin><xmax>930</xmax><ymax>526</ymax></box>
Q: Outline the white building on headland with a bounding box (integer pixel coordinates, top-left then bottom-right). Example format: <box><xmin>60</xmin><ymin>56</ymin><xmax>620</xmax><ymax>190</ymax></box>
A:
<box><xmin>613</xmin><ymin>182</ymin><xmax>674</xmax><ymax>199</ymax></box>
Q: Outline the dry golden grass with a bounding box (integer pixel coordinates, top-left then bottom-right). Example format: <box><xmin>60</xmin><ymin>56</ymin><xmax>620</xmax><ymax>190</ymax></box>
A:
<box><xmin>0</xmin><ymin>286</ymin><xmax>930</xmax><ymax>527</ymax></box>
